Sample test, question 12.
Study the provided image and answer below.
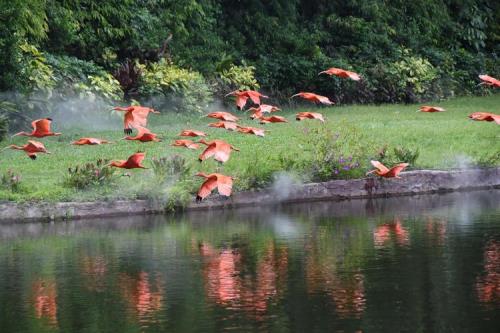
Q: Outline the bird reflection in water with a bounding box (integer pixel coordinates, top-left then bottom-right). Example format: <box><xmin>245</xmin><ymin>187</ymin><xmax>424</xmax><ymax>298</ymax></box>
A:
<box><xmin>197</xmin><ymin>241</ymin><xmax>288</xmax><ymax>320</ymax></box>
<box><xmin>80</xmin><ymin>255</ymin><xmax>108</xmax><ymax>292</ymax></box>
<box><xmin>373</xmin><ymin>218</ymin><xmax>410</xmax><ymax>248</ymax></box>
<box><xmin>119</xmin><ymin>271</ymin><xmax>165</xmax><ymax>326</ymax></box>
<box><xmin>476</xmin><ymin>240</ymin><xmax>500</xmax><ymax>306</ymax></box>
<box><xmin>32</xmin><ymin>279</ymin><xmax>58</xmax><ymax>328</ymax></box>
<box><xmin>425</xmin><ymin>217</ymin><xmax>448</xmax><ymax>245</ymax></box>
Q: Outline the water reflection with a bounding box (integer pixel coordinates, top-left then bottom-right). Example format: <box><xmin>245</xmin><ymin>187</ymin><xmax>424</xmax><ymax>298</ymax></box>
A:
<box><xmin>0</xmin><ymin>190</ymin><xmax>498</xmax><ymax>332</ymax></box>
<box><xmin>476</xmin><ymin>240</ymin><xmax>500</xmax><ymax>307</ymax></box>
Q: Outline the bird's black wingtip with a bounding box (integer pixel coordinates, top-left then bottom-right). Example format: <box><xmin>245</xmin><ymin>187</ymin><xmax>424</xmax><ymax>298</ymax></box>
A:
<box><xmin>29</xmin><ymin>155</ymin><xmax>37</xmax><ymax>160</ymax></box>
<box><xmin>124</xmin><ymin>128</ymin><xmax>132</xmax><ymax>135</ymax></box>
<box><xmin>196</xmin><ymin>196</ymin><xmax>203</xmax><ymax>202</ymax></box>
<box><xmin>46</xmin><ymin>117</ymin><xmax>53</xmax><ymax>121</ymax></box>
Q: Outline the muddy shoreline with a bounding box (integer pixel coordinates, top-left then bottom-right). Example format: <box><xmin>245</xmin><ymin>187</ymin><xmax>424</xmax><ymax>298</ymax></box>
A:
<box><xmin>0</xmin><ymin>168</ymin><xmax>498</xmax><ymax>223</ymax></box>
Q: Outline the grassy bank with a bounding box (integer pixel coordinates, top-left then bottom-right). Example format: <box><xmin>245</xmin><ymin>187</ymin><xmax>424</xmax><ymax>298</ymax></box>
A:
<box><xmin>0</xmin><ymin>95</ymin><xmax>499</xmax><ymax>204</ymax></box>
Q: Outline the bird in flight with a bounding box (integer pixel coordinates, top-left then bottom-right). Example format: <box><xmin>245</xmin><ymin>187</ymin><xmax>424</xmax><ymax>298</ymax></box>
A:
<box><xmin>113</xmin><ymin>105</ymin><xmax>159</xmax><ymax>135</ymax></box>
<box><xmin>208</xmin><ymin>121</ymin><xmax>238</xmax><ymax>131</ymax></box>
<box><xmin>4</xmin><ymin>140</ymin><xmax>51</xmax><ymax>160</ymax></box>
<box><xmin>258</xmin><ymin>115</ymin><xmax>288</xmax><ymax>124</ymax></box>
<box><xmin>226</xmin><ymin>90</ymin><xmax>269</xmax><ymax>110</ymax></box>
<box><xmin>207</xmin><ymin>112</ymin><xmax>239</xmax><ymax>122</ymax></box>
<box><xmin>296</xmin><ymin>112</ymin><xmax>325</xmax><ymax>122</ymax></box>
<box><xmin>13</xmin><ymin>118</ymin><xmax>61</xmax><ymax>138</ymax></box>
<box><xmin>197</xmin><ymin>139</ymin><xmax>239</xmax><ymax>163</ymax></box>
<box><xmin>171</xmin><ymin>139</ymin><xmax>200</xmax><ymax>150</ymax></box>
<box><xmin>179</xmin><ymin>129</ymin><xmax>207</xmax><ymax>137</ymax></box>
<box><xmin>71</xmin><ymin>138</ymin><xmax>111</xmax><ymax>145</ymax></box>
<box><xmin>236</xmin><ymin>125</ymin><xmax>266</xmax><ymax>137</ymax></box>
<box><xmin>319</xmin><ymin>67</ymin><xmax>361</xmax><ymax>81</ymax></box>
<box><xmin>291</xmin><ymin>92</ymin><xmax>334</xmax><ymax>105</ymax></box>
<box><xmin>419</xmin><ymin>106</ymin><xmax>446</xmax><ymax>113</ymax></box>
<box><xmin>478</xmin><ymin>74</ymin><xmax>500</xmax><ymax>88</ymax></box>
<box><xmin>109</xmin><ymin>152</ymin><xmax>147</xmax><ymax>169</ymax></box>
<box><xmin>468</xmin><ymin>112</ymin><xmax>500</xmax><ymax>124</ymax></box>
<box><xmin>124</xmin><ymin>127</ymin><xmax>161</xmax><ymax>142</ymax></box>
<box><xmin>367</xmin><ymin>161</ymin><xmax>409</xmax><ymax>178</ymax></box>
<box><xmin>195</xmin><ymin>172</ymin><xmax>234</xmax><ymax>201</ymax></box>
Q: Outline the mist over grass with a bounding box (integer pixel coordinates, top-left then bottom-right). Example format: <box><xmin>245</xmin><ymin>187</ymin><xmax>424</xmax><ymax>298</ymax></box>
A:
<box><xmin>0</xmin><ymin>94</ymin><xmax>499</xmax><ymax>204</ymax></box>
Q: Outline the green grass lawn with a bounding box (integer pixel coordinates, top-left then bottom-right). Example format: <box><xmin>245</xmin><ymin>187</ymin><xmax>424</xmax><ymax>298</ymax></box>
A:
<box><xmin>0</xmin><ymin>94</ymin><xmax>499</xmax><ymax>203</ymax></box>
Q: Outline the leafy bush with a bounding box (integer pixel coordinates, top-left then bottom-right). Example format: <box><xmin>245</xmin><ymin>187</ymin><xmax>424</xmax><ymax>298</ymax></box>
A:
<box><xmin>18</xmin><ymin>42</ymin><xmax>56</xmax><ymax>94</ymax></box>
<box><xmin>64</xmin><ymin>159</ymin><xmax>116</xmax><ymax>189</ymax></box>
<box><xmin>0</xmin><ymin>115</ymin><xmax>7</xmax><ymax>141</ymax></box>
<box><xmin>475</xmin><ymin>151</ymin><xmax>500</xmax><ymax>167</ymax></box>
<box><xmin>306</xmin><ymin>123</ymin><xmax>367</xmax><ymax>181</ymax></box>
<box><xmin>138</xmin><ymin>59</ymin><xmax>213</xmax><ymax>113</ymax></box>
<box><xmin>151</xmin><ymin>154</ymin><xmax>192</xmax><ymax>181</ymax></box>
<box><xmin>215</xmin><ymin>63</ymin><xmax>260</xmax><ymax>94</ymax></box>
<box><xmin>1</xmin><ymin>170</ymin><xmax>22</xmax><ymax>192</ymax></box>
<box><xmin>375</xmin><ymin>145</ymin><xmax>419</xmax><ymax>168</ymax></box>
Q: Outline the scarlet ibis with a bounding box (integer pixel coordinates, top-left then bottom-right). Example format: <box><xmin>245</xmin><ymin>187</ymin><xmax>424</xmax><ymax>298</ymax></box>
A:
<box><xmin>259</xmin><ymin>115</ymin><xmax>288</xmax><ymax>124</ymax></box>
<box><xmin>4</xmin><ymin>140</ymin><xmax>50</xmax><ymax>160</ymax></box>
<box><xmin>479</xmin><ymin>74</ymin><xmax>500</xmax><ymax>88</ymax></box>
<box><xmin>71</xmin><ymin>138</ymin><xmax>111</xmax><ymax>145</ymax></box>
<box><xmin>171</xmin><ymin>139</ymin><xmax>200</xmax><ymax>149</ymax></box>
<box><xmin>195</xmin><ymin>172</ymin><xmax>234</xmax><ymax>201</ymax></box>
<box><xmin>198</xmin><ymin>139</ymin><xmax>239</xmax><ymax>163</ymax></box>
<box><xmin>179</xmin><ymin>129</ymin><xmax>207</xmax><ymax>137</ymax></box>
<box><xmin>468</xmin><ymin>112</ymin><xmax>500</xmax><ymax>124</ymax></box>
<box><xmin>296</xmin><ymin>112</ymin><xmax>325</xmax><ymax>122</ymax></box>
<box><xmin>113</xmin><ymin>105</ymin><xmax>159</xmax><ymax>134</ymax></box>
<box><xmin>291</xmin><ymin>92</ymin><xmax>333</xmax><ymax>105</ymax></box>
<box><xmin>226</xmin><ymin>90</ymin><xmax>268</xmax><ymax>110</ymax></box>
<box><xmin>208</xmin><ymin>121</ymin><xmax>238</xmax><ymax>131</ymax></box>
<box><xmin>207</xmin><ymin>112</ymin><xmax>239</xmax><ymax>122</ymax></box>
<box><xmin>247</xmin><ymin>104</ymin><xmax>281</xmax><ymax>119</ymax></box>
<box><xmin>367</xmin><ymin>161</ymin><xmax>409</xmax><ymax>178</ymax></box>
<box><xmin>236</xmin><ymin>125</ymin><xmax>266</xmax><ymax>137</ymax></box>
<box><xmin>109</xmin><ymin>152</ymin><xmax>147</xmax><ymax>169</ymax></box>
<box><xmin>124</xmin><ymin>127</ymin><xmax>161</xmax><ymax>142</ymax></box>
<box><xmin>13</xmin><ymin>118</ymin><xmax>61</xmax><ymax>138</ymax></box>
<box><xmin>419</xmin><ymin>106</ymin><xmax>445</xmax><ymax>113</ymax></box>
<box><xmin>319</xmin><ymin>67</ymin><xmax>361</xmax><ymax>81</ymax></box>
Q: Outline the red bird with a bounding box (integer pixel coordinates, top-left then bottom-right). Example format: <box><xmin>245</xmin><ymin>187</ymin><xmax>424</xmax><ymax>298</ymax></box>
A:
<box><xmin>113</xmin><ymin>105</ymin><xmax>160</xmax><ymax>134</ymax></box>
<box><xmin>247</xmin><ymin>104</ymin><xmax>281</xmax><ymax>119</ymax></box>
<box><xmin>195</xmin><ymin>172</ymin><xmax>234</xmax><ymax>201</ymax></box>
<box><xmin>226</xmin><ymin>90</ymin><xmax>269</xmax><ymax>110</ymax></box>
<box><xmin>236</xmin><ymin>125</ymin><xmax>266</xmax><ymax>137</ymax></box>
<box><xmin>71</xmin><ymin>138</ymin><xmax>111</xmax><ymax>145</ymax></box>
<box><xmin>13</xmin><ymin>118</ymin><xmax>61</xmax><ymax>138</ymax></box>
<box><xmin>207</xmin><ymin>112</ymin><xmax>239</xmax><ymax>122</ymax></box>
<box><xmin>198</xmin><ymin>139</ymin><xmax>239</xmax><ymax>163</ymax></box>
<box><xmin>208</xmin><ymin>121</ymin><xmax>238</xmax><ymax>131</ymax></box>
<box><xmin>291</xmin><ymin>92</ymin><xmax>333</xmax><ymax>105</ymax></box>
<box><xmin>124</xmin><ymin>127</ymin><xmax>161</xmax><ymax>142</ymax></box>
<box><xmin>259</xmin><ymin>115</ymin><xmax>288</xmax><ymax>124</ymax></box>
<box><xmin>171</xmin><ymin>140</ymin><xmax>200</xmax><ymax>150</ymax></box>
<box><xmin>319</xmin><ymin>67</ymin><xmax>361</xmax><ymax>81</ymax></box>
<box><xmin>419</xmin><ymin>106</ymin><xmax>446</xmax><ymax>113</ymax></box>
<box><xmin>109</xmin><ymin>152</ymin><xmax>147</xmax><ymax>169</ymax></box>
<box><xmin>479</xmin><ymin>74</ymin><xmax>500</xmax><ymax>88</ymax></box>
<box><xmin>367</xmin><ymin>161</ymin><xmax>409</xmax><ymax>178</ymax></box>
<box><xmin>4</xmin><ymin>140</ymin><xmax>50</xmax><ymax>160</ymax></box>
<box><xmin>296</xmin><ymin>112</ymin><xmax>325</xmax><ymax>122</ymax></box>
<box><xmin>179</xmin><ymin>129</ymin><xmax>207</xmax><ymax>137</ymax></box>
<box><xmin>468</xmin><ymin>112</ymin><xmax>500</xmax><ymax>124</ymax></box>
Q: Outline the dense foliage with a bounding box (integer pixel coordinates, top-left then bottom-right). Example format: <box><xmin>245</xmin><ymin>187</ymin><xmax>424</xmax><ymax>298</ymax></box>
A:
<box><xmin>0</xmin><ymin>0</ymin><xmax>499</xmax><ymax>134</ymax></box>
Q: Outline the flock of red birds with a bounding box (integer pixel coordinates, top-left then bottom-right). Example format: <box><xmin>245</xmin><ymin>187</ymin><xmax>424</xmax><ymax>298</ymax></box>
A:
<box><xmin>2</xmin><ymin>70</ymin><xmax>499</xmax><ymax>201</ymax></box>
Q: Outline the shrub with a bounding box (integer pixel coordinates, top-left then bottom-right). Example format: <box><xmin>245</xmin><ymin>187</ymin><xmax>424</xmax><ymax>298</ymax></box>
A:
<box><xmin>138</xmin><ymin>59</ymin><xmax>213</xmax><ymax>113</ymax></box>
<box><xmin>151</xmin><ymin>154</ymin><xmax>192</xmax><ymax>181</ymax></box>
<box><xmin>1</xmin><ymin>170</ymin><xmax>22</xmax><ymax>192</ymax></box>
<box><xmin>306</xmin><ymin>123</ymin><xmax>367</xmax><ymax>181</ymax></box>
<box><xmin>393</xmin><ymin>146</ymin><xmax>420</xmax><ymax>166</ymax></box>
<box><xmin>215</xmin><ymin>63</ymin><xmax>260</xmax><ymax>93</ymax></box>
<box><xmin>475</xmin><ymin>151</ymin><xmax>500</xmax><ymax>167</ymax></box>
<box><xmin>64</xmin><ymin>159</ymin><xmax>116</xmax><ymax>189</ymax></box>
<box><xmin>18</xmin><ymin>42</ymin><xmax>56</xmax><ymax>94</ymax></box>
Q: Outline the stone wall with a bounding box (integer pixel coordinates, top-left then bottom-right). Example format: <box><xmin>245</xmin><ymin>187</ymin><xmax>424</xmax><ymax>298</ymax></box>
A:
<box><xmin>0</xmin><ymin>168</ymin><xmax>498</xmax><ymax>222</ymax></box>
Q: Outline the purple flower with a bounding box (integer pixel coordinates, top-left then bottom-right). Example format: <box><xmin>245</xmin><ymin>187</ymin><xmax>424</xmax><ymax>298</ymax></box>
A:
<box><xmin>343</xmin><ymin>165</ymin><xmax>350</xmax><ymax>171</ymax></box>
<box><xmin>334</xmin><ymin>169</ymin><xmax>339</xmax><ymax>175</ymax></box>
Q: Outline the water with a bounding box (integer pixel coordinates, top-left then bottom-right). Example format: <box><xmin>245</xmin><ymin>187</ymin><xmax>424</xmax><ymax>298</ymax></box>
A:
<box><xmin>0</xmin><ymin>190</ymin><xmax>499</xmax><ymax>333</ymax></box>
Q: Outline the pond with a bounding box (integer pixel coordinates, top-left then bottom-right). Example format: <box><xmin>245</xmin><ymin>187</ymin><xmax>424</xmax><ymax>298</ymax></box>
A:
<box><xmin>0</xmin><ymin>190</ymin><xmax>499</xmax><ymax>332</ymax></box>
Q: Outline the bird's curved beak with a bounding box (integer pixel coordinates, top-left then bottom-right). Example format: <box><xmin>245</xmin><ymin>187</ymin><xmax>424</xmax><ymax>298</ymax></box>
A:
<box><xmin>46</xmin><ymin>151</ymin><xmax>52</xmax><ymax>154</ymax></box>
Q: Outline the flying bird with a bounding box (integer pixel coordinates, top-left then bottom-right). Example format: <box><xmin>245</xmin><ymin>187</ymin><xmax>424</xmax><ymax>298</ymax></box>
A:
<box><xmin>171</xmin><ymin>139</ymin><xmax>200</xmax><ymax>149</ymax></box>
<box><xmin>419</xmin><ymin>106</ymin><xmax>446</xmax><ymax>113</ymax></box>
<box><xmin>259</xmin><ymin>115</ymin><xmax>288</xmax><ymax>124</ymax></box>
<box><xmin>367</xmin><ymin>161</ymin><xmax>409</xmax><ymax>178</ymax></box>
<box><xmin>479</xmin><ymin>74</ymin><xmax>500</xmax><ymax>88</ymax></box>
<box><xmin>247</xmin><ymin>104</ymin><xmax>281</xmax><ymax>119</ymax></box>
<box><xmin>195</xmin><ymin>172</ymin><xmax>234</xmax><ymax>201</ymax></box>
<box><xmin>113</xmin><ymin>105</ymin><xmax>159</xmax><ymax>134</ymax></box>
<box><xmin>109</xmin><ymin>152</ymin><xmax>147</xmax><ymax>169</ymax></box>
<box><xmin>208</xmin><ymin>121</ymin><xmax>238</xmax><ymax>131</ymax></box>
<box><xmin>291</xmin><ymin>92</ymin><xmax>334</xmax><ymax>105</ymax></box>
<box><xmin>124</xmin><ymin>127</ymin><xmax>161</xmax><ymax>142</ymax></box>
<box><xmin>71</xmin><ymin>138</ymin><xmax>111</xmax><ymax>145</ymax></box>
<box><xmin>319</xmin><ymin>67</ymin><xmax>361</xmax><ymax>81</ymax></box>
<box><xmin>13</xmin><ymin>118</ymin><xmax>61</xmax><ymax>138</ymax></box>
<box><xmin>296</xmin><ymin>112</ymin><xmax>325</xmax><ymax>122</ymax></box>
<box><xmin>4</xmin><ymin>140</ymin><xmax>50</xmax><ymax>160</ymax></box>
<box><xmin>179</xmin><ymin>129</ymin><xmax>207</xmax><ymax>137</ymax></box>
<box><xmin>468</xmin><ymin>112</ymin><xmax>500</xmax><ymax>124</ymax></box>
<box><xmin>236</xmin><ymin>125</ymin><xmax>266</xmax><ymax>137</ymax></box>
<box><xmin>197</xmin><ymin>139</ymin><xmax>239</xmax><ymax>163</ymax></box>
<box><xmin>226</xmin><ymin>90</ymin><xmax>269</xmax><ymax>110</ymax></box>
<box><xmin>207</xmin><ymin>112</ymin><xmax>239</xmax><ymax>122</ymax></box>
